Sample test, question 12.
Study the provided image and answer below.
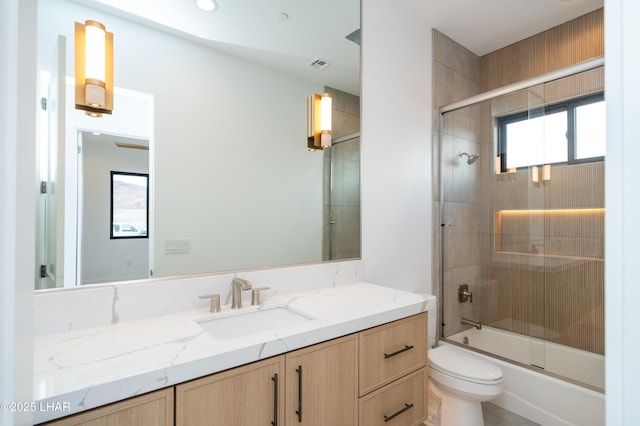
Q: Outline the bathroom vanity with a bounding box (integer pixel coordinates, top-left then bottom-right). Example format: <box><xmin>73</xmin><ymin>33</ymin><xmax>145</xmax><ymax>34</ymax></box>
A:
<box><xmin>34</xmin><ymin>282</ymin><xmax>435</xmax><ymax>425</ymax></box>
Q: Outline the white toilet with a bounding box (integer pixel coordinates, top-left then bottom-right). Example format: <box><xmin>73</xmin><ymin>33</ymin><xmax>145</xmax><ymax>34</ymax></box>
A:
<box><xmin>428</xmin><ymin>345</ymin><xmax>504</xmax><ymax>426</ymax></box>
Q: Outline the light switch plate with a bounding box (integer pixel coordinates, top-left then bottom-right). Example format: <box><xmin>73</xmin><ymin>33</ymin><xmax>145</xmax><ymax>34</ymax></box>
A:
<box><xmin>164</xmin><ymin>239</ymin><xmax>191</xmax><ymax>254</ymax></box>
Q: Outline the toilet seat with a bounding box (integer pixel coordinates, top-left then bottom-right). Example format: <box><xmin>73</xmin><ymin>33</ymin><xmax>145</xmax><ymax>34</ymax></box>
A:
<box><xmin>429</xmin><ymin>345</ymin><xmax>503</xmax><ymax>385</ymax></box>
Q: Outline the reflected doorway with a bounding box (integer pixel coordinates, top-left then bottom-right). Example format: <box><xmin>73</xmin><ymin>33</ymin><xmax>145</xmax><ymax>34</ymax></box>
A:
<box><xmin>78</xmin><ymin>132</ymin><xmax>150</xmax><ymax>284</ymax></box>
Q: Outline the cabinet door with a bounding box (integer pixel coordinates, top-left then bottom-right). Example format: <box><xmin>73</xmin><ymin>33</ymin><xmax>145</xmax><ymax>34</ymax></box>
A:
<box><xmin>175</xmin><ymin>355</ymin><xmax>285</xmax><ymax>426</ymax></box>
<box><xmin>42</xmin><ymin>388</ymin><xmax>173</xmax><ymax>426</ymax></box>
<box><xmin>286</xmin><ymin>334</ymin><xmax>358</xmax><ymax>426</ymax></box>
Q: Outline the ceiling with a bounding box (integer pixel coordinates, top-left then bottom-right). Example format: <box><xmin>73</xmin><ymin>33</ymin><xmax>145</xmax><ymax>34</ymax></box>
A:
<box><xmin>82</xmin><ymin>131</ymin><xmax>148</xmax><ymax>149</ymax></box>
<box><xmin>74</xmin><ymin>0</ymin><xmax>603</xmax><ymax>96</ymax></box>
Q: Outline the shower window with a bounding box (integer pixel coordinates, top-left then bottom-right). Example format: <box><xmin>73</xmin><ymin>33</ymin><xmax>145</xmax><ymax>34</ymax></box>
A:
<box><xmin>497</xmin><ymin>93</ymin><xmax>605</xmax><ymax>171</ymax></box>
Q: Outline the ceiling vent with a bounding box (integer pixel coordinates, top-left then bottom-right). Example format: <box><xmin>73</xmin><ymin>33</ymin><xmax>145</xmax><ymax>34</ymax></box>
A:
<box><xmin>308</xmin><ymin>58</ymin><xmax>330</xmax><ymax>70</ymax></box>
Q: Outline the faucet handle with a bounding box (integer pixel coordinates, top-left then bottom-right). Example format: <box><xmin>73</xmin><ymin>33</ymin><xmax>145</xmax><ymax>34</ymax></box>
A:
<box><xmin>251</xmin><ymin>287</ymin><xmax>271</xmax><ymax>306</ymax></box>
<box><xmin>199</xmin><ymin>294</ymin><xmax>221</xmax><ymax>313</ymax></box>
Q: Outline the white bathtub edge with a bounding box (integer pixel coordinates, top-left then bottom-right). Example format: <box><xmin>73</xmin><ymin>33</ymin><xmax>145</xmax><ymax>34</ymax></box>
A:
<box><xmin>440</xmin><ymin>342</ymin><xmax>605</xmax><ymax>426</ymax></box>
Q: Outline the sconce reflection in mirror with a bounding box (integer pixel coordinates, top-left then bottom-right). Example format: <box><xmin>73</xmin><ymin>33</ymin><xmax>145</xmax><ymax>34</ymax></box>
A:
<box><xmin>307</xmin><ymin>92</ymin><xmax>332</xmax><ymax>151</ymax></box>
<box><xmin>74</xmin><ymin>20</ymin><xmax>114</xmax><ymax>117</ymax></box>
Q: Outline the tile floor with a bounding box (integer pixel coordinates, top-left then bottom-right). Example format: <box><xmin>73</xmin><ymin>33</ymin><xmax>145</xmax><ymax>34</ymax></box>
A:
<box><xmin>482</xmin><ymin>402</ymin><xmax>540</xmax><ymax>425</ymax></box>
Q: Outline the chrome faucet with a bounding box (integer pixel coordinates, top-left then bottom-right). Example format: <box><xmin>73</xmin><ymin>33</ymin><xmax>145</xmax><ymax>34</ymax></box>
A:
<box><xmin>230</xmin><ymin>278</ymin><xmax>252</xmax><ymax>309</ymax></box>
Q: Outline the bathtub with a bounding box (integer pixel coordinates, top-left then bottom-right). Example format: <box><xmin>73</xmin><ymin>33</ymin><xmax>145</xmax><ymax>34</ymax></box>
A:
<box><xmin>442</xmin><ymin>326</ymin><xmax>605</xmax><ymax>426</ymax></box>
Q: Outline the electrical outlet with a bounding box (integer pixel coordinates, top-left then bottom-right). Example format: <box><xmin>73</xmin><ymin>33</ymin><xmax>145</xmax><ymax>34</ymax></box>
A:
<box><xmin>164</xmin><ymin>239</ymin><xmax>191</xmax><ymax>254</ymax></box>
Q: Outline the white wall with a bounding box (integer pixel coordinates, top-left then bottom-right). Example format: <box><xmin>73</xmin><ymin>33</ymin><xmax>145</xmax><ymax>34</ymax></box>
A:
<box><xmin>604</xmin><ymin>0</ymin><xmax>640</xmax><ymax>424</ymax></box>
<box><xmin>0</xmin><ymin>0</ymin><xmax>36</xmax><ymax>424</ymax></box>
<box><xmin>38</xmin><ymin>0</ymin><xmax>325</xmax><ymax>278</ymax></box>
<box><xmin>361</xmin><ymin>0</ymin><xmax>433</xmax><ymax>294</ymax></box>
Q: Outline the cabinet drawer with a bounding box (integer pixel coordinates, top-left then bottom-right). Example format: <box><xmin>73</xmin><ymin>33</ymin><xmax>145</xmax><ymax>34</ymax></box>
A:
<box><xmin>359</xmin><ymin>368</ymin><xmax>426</xmax><ymax>426</ymax></box>
<box><xmin>359</xmin><ymin>313</ymin><xmax>427</xmax><ymax>395</ymax></box>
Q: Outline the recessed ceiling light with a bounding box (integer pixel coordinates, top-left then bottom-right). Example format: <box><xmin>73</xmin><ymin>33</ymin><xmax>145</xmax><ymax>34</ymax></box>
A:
<box><xmin>195</xmin><ymin>0</ymin><xmax>218</xmax><ymax>12</ymax></box>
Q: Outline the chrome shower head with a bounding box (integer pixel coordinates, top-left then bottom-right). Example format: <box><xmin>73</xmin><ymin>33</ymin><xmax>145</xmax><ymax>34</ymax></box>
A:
<box><xmin>458</xmin><ymin>151</ymin><xmax>480</xmax><ymax>165</ymax></box>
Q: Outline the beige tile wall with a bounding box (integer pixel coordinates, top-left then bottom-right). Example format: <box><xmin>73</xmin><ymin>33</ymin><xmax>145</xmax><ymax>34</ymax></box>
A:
<box><xmin>432</xmin><ymin>30</ymin><xmax>482</xmax><ymax>335</ymax></box>
<box><xmin>480</xmin><ymin>9</ymin><xmax>603</xmax><ymax>91</ymax></box>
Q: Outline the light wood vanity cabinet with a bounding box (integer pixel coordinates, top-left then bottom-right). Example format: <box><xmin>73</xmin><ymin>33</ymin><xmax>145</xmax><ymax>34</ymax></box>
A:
<box><xmin>41</xmin><ymin>388</ymin><xmax>173</xmax><ymax>426</ymax></box>
<box><xmin>41</xmin><ymin>313</ymin><xmax>427</xmax><ymax>426</ymax></box>
<box><xmin>175</xmin><ymin>356</ymin><xmax>285</xmax><ymax>426</ymax></box>
<box><xmin>358</xmin><ymin>313</ymin><xmax>427</xmax><ymax>425</ymax></box>
<box><xmin>285</xmin><ymin>334</ymin><xmax>358</xmax><ymax>426</ymax></box>
<box><xmin>174</xmin><ymin>334</ymin><xmax>358</xmax><ymax>426</ymax></box>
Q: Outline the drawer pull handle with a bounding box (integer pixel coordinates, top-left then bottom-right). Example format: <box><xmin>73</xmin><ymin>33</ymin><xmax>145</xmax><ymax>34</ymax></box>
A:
<box><xmin>384</xmin><ymin>344</ymin><xmax>414</xmax><ymax>359</ymax></box>
<box><xmin>383</xmin><ymin>403</ymin><xmax>414</xmax><ymax>422</ymax></box>
<box><xmin>295</xmin><ymin>365</ymin><xmax>302</xmax><ymax>422</ymax></box>
<box><xmin>271</xmin><ymin>373</ymin><xmax>278</xmax><ymax>426</ymax></box>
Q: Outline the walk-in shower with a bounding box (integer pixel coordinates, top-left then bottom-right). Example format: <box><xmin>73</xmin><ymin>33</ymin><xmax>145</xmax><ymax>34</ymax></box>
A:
<box><xmin>438</xmin><ymin>58</ymin><xmax>605</xmax><ymax>393</ymax></box>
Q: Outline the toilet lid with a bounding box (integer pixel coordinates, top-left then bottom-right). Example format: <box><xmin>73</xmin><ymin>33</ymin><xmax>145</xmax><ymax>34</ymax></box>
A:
<box><xmin>429</xmin><ymin>345</ymin><xmax>503</xmax><ymax>383</ymax></box>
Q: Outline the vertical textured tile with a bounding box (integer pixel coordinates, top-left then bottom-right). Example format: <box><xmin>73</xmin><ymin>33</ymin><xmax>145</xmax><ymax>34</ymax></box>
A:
<box><xmin>480</xmin><ymin>8</ymin><xmax>603</xmax><ymax>91</ymax></box>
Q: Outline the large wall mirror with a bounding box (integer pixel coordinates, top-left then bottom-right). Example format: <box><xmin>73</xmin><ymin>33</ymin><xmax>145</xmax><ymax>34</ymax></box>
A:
<box><xmin>36</xmin><ymin>0</ymin><xmax>361</xmax><ymax>290</ymax></box>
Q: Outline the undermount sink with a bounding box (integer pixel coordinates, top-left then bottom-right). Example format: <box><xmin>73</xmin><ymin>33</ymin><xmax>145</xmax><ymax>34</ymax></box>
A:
<box><xmin>196</xmin><ymin>307</ymin><xmax>315</xmax><ymax>341</ymax></box>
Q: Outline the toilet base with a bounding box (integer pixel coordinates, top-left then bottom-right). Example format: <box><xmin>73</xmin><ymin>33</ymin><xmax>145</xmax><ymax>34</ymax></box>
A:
<box><xmin>440</xmin><ymin>392</ymin><xmax>484</xmax><ymax>426</ymax></box>
<box><xmin>428</xmin><ymin>378</ymin><xmax>490</xmax><ymax>426</ymax></box>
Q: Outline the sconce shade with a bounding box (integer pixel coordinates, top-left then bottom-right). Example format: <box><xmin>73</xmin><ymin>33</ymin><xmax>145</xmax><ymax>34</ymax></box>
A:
<box><xmin>307</xmin><ymin>93</ymin><xmax>332</xmax><ymax>151</ymax></box>
<box><xmin>75</xmin><ymin>20</ymin><xmax>114</xmax><ymax>116</ymax></box>
<box><xmin>542</xmin><ymin>164</ymin><xmax>551</xmax><ymax>181</ymax></box>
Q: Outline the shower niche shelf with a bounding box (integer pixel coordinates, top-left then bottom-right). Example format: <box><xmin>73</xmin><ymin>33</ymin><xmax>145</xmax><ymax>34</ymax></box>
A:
<box><xmin>494</xmin><ymin>208</ymin><xmax>604</xmax><ymax>261</ymax></box>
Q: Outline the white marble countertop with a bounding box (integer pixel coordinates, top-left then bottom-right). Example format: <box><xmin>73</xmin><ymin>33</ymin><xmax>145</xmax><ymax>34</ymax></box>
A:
<box><xmin>33</xmin><ymin>282</ymin><xmax>435</xmax><ymax>423</ymax></box>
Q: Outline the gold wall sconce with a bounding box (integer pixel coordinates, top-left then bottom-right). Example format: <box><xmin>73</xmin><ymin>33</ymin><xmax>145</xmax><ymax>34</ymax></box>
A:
<box><xmin>307</xmin><ymin>93</ymin><xmax>332</xmax><ymax>151</ymax></box>
<box><xmin>75</xmin><ymin>20</ymin><xmax>113</xmax><ymax>117</ymax></box>
<box><xmin>532</xmin><ymin>164</ymin><xmax>551</xmax><ymax>183</ymax></box>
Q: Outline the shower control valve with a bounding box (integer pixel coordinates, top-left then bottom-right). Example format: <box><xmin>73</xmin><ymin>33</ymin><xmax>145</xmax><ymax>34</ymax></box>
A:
<box><xmin>458</xmin><ymin>284</ymin><xmax>473</xmax><ymax>303</ymax></box>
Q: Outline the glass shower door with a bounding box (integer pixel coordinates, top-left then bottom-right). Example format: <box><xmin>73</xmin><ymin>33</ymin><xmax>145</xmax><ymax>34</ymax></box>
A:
<box><xmin>440</xmin><ymin>67</ymin><xmax>605</xmax><ymax>390</ymax></box>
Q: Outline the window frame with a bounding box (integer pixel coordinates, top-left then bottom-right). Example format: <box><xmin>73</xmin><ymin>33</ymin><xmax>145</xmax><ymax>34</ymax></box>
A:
<box><xmin>110</xmin><ymin>171</ymin><xmax>149</xmax><ymax>240</ymax></box>
<box><xmin>497</xmin><ymin>92</ymin><xmax>605</xmax><ymax>172</ymax></box>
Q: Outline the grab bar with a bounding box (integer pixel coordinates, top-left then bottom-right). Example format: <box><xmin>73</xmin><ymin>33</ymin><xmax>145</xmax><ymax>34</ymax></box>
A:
<box><xmin>460</xmin><ymin>318</ymin><xmax>482</xmax><ymax>330</ymax></box>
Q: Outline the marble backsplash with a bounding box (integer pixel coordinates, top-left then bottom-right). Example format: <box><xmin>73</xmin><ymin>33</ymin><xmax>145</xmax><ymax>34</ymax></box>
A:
<box><xmin>34</xmin><ymin>260</ymin><xmax>363</xmax><ymax>336</ymax></box>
